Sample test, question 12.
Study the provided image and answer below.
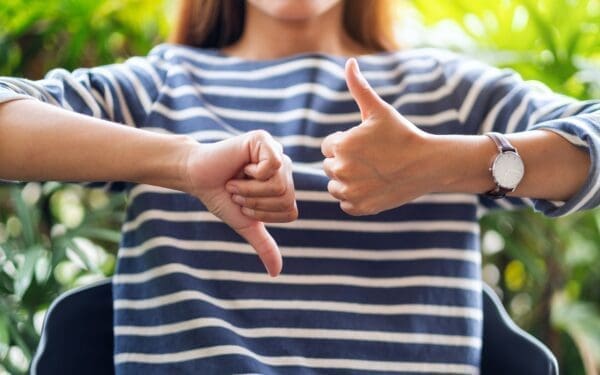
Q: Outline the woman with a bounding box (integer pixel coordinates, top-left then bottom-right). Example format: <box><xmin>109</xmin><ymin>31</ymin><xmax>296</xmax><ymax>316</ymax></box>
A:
<box><xmin>1</xmin><ymin>0</ymin><xmax>598</xmax><ymax>373</ymax></box>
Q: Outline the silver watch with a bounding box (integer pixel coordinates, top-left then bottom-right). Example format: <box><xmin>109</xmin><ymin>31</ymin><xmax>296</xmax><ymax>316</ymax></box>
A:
<box><xmin>485</xmin><ymin>132</ymin><xmax>525</xmax><ymax>199</ymax></box>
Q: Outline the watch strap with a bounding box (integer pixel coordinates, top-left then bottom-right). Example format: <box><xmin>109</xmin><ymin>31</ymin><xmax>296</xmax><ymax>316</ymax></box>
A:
<box><xmin>487</xmin><ymin>132</ymin><xmax>516</xmax><ymax>153</ymax></box>
<box><xmin>484</xmin><ymin>132</ymin><xmax>520</xmax><ymax>199</ymax></box>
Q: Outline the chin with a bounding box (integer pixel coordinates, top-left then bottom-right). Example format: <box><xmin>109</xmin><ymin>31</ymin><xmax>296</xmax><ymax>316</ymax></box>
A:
<box><xmin>247</xmin><ymin>0</ymin><xmax>342</xmax><ymax>21</ymax></box>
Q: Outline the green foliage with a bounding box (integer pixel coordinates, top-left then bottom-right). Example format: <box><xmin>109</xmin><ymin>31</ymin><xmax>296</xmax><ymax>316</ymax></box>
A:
<box><xmin>407</xmin><ymin>0</ymin><xmax>600</xmax><ymax>373</ymax></box>
<box><xmin>0</xmin><ymin>0</ymin><xmax>169</xmax><ymax>78</ymax></box>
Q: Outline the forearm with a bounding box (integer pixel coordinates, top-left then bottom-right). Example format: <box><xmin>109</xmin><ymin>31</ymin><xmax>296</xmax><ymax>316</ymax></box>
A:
<box><xmin>434</xmin><ymin>130</ymin><xmax>591</xmax><ymax>201</ymax></box>
<box><xmin>0</xmin><ymin>99</ymin><xmax>194</xmax><ymax>191</ymax></box>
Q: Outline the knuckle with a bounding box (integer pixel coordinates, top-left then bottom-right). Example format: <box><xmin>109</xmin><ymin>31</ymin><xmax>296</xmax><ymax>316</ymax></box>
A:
<box><xmin>273</xmin><ymin>181</ymin><xmax>288</xmax><ymax>196</ymax></box>
<box><xmin>252</xmin><ymin>129</ymin><xmax>271</xmax><ymax>140</ymax></box>
<box><xmin>282</xmin><ymin>154</ymin><xmax>292</xmax><ymax>167</ymax></box>
<box><xmin>331</xmin><ymin>139</ymin><xmax>344</xmax><ymax>155</ymax></box>
<box><xmin>331</xmin><ymin>164</ymin><xmax>349</xmax><ymax>180</ymax></box>
<box><xmin>252</xmin><ymin>210</ymin><xmax>266</xmax><ymax>221</ymax></box>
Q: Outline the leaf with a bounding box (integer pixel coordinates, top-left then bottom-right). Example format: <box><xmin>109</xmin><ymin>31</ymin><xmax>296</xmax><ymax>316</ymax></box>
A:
<box><xmin>552</xmin><ymin>295</ymin><xmax>600</xmax><ymax>368</ymax></box>
<box><xmin>75</xmin><ymin>227</ymin><xmax>121</xmax><ymax>243</ymax></box>
<box><xmin>0</xmin><ymin>314</ymin><xmax>9</xmax><ymax>359</ymax></box>
<box><xmin>13</xmin><ymin>246</ymin><xmax>44</xmax><ymax>299</ymax></box>
<box><xmin>9</xmin><ymin>188</ymin><xmax>38</xmax><ymax>248</ymax></box>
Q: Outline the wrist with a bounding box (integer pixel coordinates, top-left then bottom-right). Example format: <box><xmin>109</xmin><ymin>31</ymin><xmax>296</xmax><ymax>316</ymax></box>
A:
<box><xmin>135</xmin><ymin>132</ymin><xmax>197</xmax><ymax>192</ymax></box>
<box><xmin>430</xmin><ymin>134</ymin><xmax>497</xmax><ymax>194</ymax></box>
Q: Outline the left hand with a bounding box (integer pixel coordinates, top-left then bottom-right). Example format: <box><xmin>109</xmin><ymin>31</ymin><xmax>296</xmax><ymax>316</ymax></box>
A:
<box><xmin>185</xmin><ymin>130</ymin><xmax>297</xmax><ymax>277</ymax></box>
<box><xmin>321</xmin><ymin>58</ymin><xmax>443</xmax><ymax>216</ymax></box>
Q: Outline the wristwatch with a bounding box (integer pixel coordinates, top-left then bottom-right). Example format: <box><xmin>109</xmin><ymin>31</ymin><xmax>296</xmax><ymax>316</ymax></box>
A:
<box><xmin>485</xmin><ymin>132</ymin><xmax>525</xmax><ymax>199</ymax></box>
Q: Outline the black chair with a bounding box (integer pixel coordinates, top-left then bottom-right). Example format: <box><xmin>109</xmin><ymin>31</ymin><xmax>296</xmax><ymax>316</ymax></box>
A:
<box><xmin>31</xmin><ymin>279</ymin><xmax>559</xmax><ymax>375</ymax></box>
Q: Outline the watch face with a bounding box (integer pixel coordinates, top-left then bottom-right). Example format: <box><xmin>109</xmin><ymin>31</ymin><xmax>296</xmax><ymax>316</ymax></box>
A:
<box><xmin>493</xmin><ymin>151</ymin><xmax>525</xmax><ymax>189</ymax></box>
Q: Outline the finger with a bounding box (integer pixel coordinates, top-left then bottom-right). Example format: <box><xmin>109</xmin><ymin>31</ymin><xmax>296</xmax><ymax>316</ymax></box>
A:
<box><xmin>232</xmin><ymin>194</ymin><xmax>296</xmax><ymax>213</ymax></box>
<box><xmin>322</xmin><ymin>157</ymin><xmax>337</xmax><ymax>180</ymax></box>
<box><xmin>226</xmin><ymin>177</ymin><xmax>288</xmax><ymax>197</ymax></box>
<box><xmin>235</xmin><ymin>222</ymin><xmax>282</xmax><ymax>277</ymax></box>
<box><xmin>345</xmin><ymin>58</ymin><xmax>387</xmax><ymax>120</ymax></box>
<box><xmin>246</xmin><ymin>133</ymin><xmax>283</xmax><ymax>181</ymax></box>
<box><xmin>340</xmin><ymin>200</ymin><xmax>360</xmax><ymax>216</ymax></box>
<box><xmin>244</xmin><ymin>162</ymin><xmax>276</xmax><ymax>181</ymax></box>
<box><xmin>240</xmin><ymin>206</ymin><xmax>298</xmax><ymax>223</ymax></box>
<box><xmin>321</xmin><ymin>131</ymin><xmax>343</xmax><ymax>158</ymax></box>
<box><xmin>327</xmin><ymin>179</ymin><xmax>347</xmax><ymax>201</ymax></box>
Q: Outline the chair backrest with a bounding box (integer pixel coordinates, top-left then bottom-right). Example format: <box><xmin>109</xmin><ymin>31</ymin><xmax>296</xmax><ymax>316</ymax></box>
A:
<box><xmin>480</xmin><ymin>283</ymin><xmax>559</xmax><ymax>374</ymax></box>
<box><xmin>31</xmin><ymin>279</ymin><xmax>559</xmax><ymax>375</ymax></box>
<box><xmin>31</xmin><ymin>278</ymin><xmax>115</xmax><ymax>375</ymax></box>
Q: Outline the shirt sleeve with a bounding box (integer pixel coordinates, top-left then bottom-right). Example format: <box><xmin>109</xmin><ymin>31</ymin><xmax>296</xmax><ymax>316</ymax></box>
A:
<box><xmin>441</xmin><ymin>54</ymin><xmax>600</xmax><ymax>217</ymax></box>
<box><xmin>0</xmin><ymin>47</ymin><xmax>167</xmax><ymax>191</ymax></box>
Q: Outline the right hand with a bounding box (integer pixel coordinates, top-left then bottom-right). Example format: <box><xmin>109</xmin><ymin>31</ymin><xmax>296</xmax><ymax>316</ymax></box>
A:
<box><xmin>182</xmin><ymin>130</ymin><xmax>297</xmax><ymax>277</ymax></box>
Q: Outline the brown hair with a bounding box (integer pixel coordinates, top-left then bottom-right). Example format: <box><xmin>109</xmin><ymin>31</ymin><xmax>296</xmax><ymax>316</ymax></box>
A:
<box><xmin>170</xmin><ymin>0</ymin><xmax>398</xmax><ymax>52</ymax></box>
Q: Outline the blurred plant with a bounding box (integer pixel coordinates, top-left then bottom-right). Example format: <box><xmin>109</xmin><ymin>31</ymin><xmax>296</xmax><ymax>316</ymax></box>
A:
<box><xmin>0</xmin><ymin>0</ymin><xmax>170</xmax><ymax>79</ymax></box>
<box><xmin>0</xmin><ymin>0</ymin><xmax>168</xmax><ymax>373</ymax></box>
<box><xmin>0</xmin><ymin>184</ymin><xmax>124</xmax><ymax>373</ymax></box>
<box><xmin>407</xmin><ymin>0</ymin><xmax>600</xmax><ymax>373</ymax></box>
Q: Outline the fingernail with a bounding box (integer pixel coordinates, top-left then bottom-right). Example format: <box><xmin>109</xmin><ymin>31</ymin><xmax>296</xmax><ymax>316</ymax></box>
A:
<box><xmin>232</xmin><ymin>194</ymin><xmax>245</xmax><ymax>204</ymax></box>
<box><xmin>242</xmin><ymin>207</ymin><xmax>254</xmax><ymax>216</ymax></box>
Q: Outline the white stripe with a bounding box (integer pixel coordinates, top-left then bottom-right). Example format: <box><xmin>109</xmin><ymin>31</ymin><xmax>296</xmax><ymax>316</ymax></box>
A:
<box><xmin>64</xmin><ymin>75</ymin><xmax>104</xmax><ymax>117</ymax></box>
<box><xmin>114</xmin><ymin>290</ymin><xmax>483</xmax><ymax>320</ymax></box>
<box><xmin>203</xmin><ymin>101</ymin><xmax>362</xmax><ymax>124</ymax></box>
<box><xmin>487</xmin><ymin>198</ymin><xmax>519</xmax><ymax>211</ymax></box>
<box><xmin>115</xmin><ymin>64</ymin><xmax>153</xmax><ymax>112</ymax></box>
<box><xmin>121</xmin><ymin>209</ymin><xmax>479</xmax><ymax>233</ymax></box>
<box><xmin>127</xmin><ymin>184</ymin><xmax>477</xmax><ymax>206</ymax></box>
<box><xmin>94</xmin><ymin>68</ymin><xmax>135</xmax><ymax>126</ymax></box>
<box><xmin>90</xmin><ymin>88</ymin><xmax>110</xmax><ymax>116</ymax></box>
<box><xmin>114</xmin><ymin>316</ymin><xmax>481</xmax><ymax>348</ymax></box>
<box><xmin>479</xmin><ymin>84</ymin><xmax>521</xmax><ymax>134</ymax></box>
<box><xmin>528</xmin><ymin>99</ymin><xmax>574</xmax><ymax>125</ymax></box>
<box><xmin>113</xmin><ymin>263</ymin><xmax>481</xmax><ymax>291</ymax></box>
<box><xmin>131</xmin><ymin>56</ymin><xmax>163</xmax><ymax>91</ymax></box>
<box><xmin>118</xmin><ymin>235</ymin><xmax>481</xmax><ymax>263</ymax></box>
<box><xmin>92</xmin><ymin>79</ymin><xmax>116</xmax><ymax>120</ymax></box>
<box><xmin>457</xmin><ymin>68</ymin><xmax>506</xmax><ymax>124</ymax></box>
<box><xmin>391</xmin><ymin>60</ymin><xmax>483</xmax><ymax>110</ymax></box>
<box><xmin>114</xmin><ymin>344</ymin><xmax>478</xmax><ymax>373</ymax></box>
<box><xmin>558</xmin><ymin>100</ymin><xmax>596</xmax><ymax>118</ymax></box>
<box><xmin>504</xmin><ymin>90</ymin><xmax>539</xmax><ymax>133</ymax></box>
<box><xmin>3</xmin><ymin>78</ymin><xmax>61</xmax><ymax>106</ymax></box>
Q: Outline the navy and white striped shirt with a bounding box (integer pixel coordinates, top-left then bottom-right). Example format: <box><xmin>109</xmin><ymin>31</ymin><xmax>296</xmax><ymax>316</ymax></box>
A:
<box><xmin>1</xmin><ymin>44</ymin><xmax>599</xmax><ymax>374</ymax></box>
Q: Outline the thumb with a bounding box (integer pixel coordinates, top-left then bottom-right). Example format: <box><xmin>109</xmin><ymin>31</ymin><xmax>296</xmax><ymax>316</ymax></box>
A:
<box><xmin>235</xmin><ymin>222</ymin><xmax>283</xmax><ymax>277</ymax></box>
<box><xmin>345</xmin><ymin>58</ymin><xmax>387</xmax><ymax>120</ymax></box>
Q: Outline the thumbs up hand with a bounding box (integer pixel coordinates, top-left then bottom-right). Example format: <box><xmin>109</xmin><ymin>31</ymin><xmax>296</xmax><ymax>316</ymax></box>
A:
<box><xmin>321</xmin><ymin>58</ymin><xmax>442</xmax><ymax>216</ymax></box>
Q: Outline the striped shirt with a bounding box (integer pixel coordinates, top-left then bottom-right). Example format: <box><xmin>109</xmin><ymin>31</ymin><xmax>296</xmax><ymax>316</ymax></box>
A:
<box><xmin>1</xmin><ymin>43</ymin><xmax>599</xmax><ymax>374</ymax></box>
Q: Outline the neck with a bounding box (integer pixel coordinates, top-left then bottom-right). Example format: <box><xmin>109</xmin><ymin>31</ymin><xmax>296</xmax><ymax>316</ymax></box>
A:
<box><xmin>221</xmin><ymin>2</ymin><xmax>373</xmax><ymax>60</ymax></box>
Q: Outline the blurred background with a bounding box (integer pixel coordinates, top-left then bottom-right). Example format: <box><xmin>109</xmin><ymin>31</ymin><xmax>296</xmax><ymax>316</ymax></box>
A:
<box><xmin>0</xmin><ymin>0</ymin><xmax>598</xmax><ymax>373</ymax></box>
